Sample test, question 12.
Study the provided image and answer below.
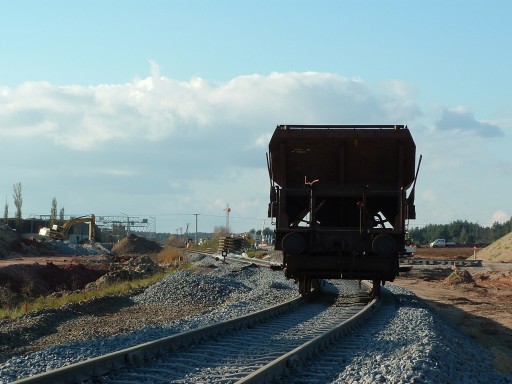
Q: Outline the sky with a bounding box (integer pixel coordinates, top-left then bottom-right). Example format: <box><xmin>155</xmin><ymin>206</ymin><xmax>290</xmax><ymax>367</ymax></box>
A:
<box><xmin>1</xmin><ymin>1</ymin><xmax>511</xmax><ymax>234</ymax></box>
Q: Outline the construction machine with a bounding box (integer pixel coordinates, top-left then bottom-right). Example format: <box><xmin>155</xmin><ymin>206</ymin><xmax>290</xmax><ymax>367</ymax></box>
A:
<box><xmin>39</xmin><ymin>214</ymin><xmax>95</xmax><ymax>242</ymax></box>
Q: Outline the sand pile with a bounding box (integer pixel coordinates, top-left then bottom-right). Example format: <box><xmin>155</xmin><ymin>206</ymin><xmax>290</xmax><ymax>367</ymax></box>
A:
<box><xmin>476</xmin><ymin>232</ymin><xmax>512</xmax><ymax>263</ymax></box>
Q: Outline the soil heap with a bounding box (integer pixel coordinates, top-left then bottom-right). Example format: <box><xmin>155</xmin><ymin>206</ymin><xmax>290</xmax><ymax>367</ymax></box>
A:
<box><xmin>0</xmin><ymin>225</ymin><xmax>17</xmax><ymax>258</ymax></box>
<box><xmin>85</xmin><ymin>254</ymin><xmax>162</xmax><ymax>291</ymax></box>
<box><xmin>0</xmin><ymin>262</ymin><xmax>107</xmax><ymax>297</ymax></box>
<box><xmin>111</xmin><ymin>234</ymin><xmax>162</xmax><ymax>256</ymax></box>
<box><xmin>443</xmin><ymin>269</ymin><xmax>475</xmax><ymax>286</ymax></box>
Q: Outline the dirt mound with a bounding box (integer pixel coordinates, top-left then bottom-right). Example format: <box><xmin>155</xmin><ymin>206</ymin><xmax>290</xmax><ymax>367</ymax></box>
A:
<box><xmin>1</xmin><ymin>225</ymin><xmax>57</xmax><ymax>258</ymax></box>
<box><xmin>85</xmin><ymin>255</ymin><xmax>162</xmax><ymax>291</ymax></box>
<box><xmin>443</xmin><ymin>269</ymin><xmax>475</xmax><ymax>286</ymax></box>
<box><xmin>0</xmin><ymin>225</ymin><xmax>17</xmax><ymax>257</ymax></box>
<box><xmin>111</xmin><ymin>234</ymin><xmax>162</xmax><ymax>256</ymax></box>
<box><xmin>0</xmin><ymin>225</ymin><xmax>52</xmax><ymax>259</ymax></box>
<box><xmin>0</xmin><ymin>262</ymin><xmax>108</xmax><ymax>298</ymax></box>
<box><xmin>476</xmin><ymin>232</ymin><xmax>512</xmax><ymax>263</ymax></box>
<box><xmin>474</xmin><ymin>271</ymin><xmax>512</xmax><ymax>288</ymax></box>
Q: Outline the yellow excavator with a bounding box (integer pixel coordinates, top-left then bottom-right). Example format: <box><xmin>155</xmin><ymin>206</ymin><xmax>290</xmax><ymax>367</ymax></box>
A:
<box><xmin>39</xmin><ymin>214</ymin><xmax>95</xmax><ymax>242</ymax></box>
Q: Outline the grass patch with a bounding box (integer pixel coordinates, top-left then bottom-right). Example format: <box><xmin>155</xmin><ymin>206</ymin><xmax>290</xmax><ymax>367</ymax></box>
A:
<box><xmin>0</xmin><ymin>263</ymin><xmax>191</xmax><ymax>321</ymax></box>
<box><xmin>244</xmin><ymin>249</ymin><xmax>271</xmax><ymax>259</ymax></box>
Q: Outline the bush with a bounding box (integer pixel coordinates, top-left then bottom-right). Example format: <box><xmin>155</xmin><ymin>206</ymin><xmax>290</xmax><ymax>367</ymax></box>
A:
<box><xmin>153</xmin><ymin>246</ymin><xmax>186</xmax><ymax>265</ymax></box>
<box><xmin>0</xmin><ymin>284</ymin><xmax>18</xmax><ymax>309</ymax></box>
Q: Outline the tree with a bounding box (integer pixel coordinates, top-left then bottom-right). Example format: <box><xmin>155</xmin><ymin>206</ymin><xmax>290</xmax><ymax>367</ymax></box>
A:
<box><xmin>3</xmin><ymin>198</ymin><xmax>8</xmax><ymax>224</ymax></box>
<box><xmin>213</xmin><ymin>225</ymin><xmax>230</xmax><ymax>238</ymax></box>
<box><xmin>263</xmin><ymin>227</ymin><xmax>273</xmax><ymax>237</ymax></box>
<box><xmin>3</xmin><ymin>197</ymin><xmax>8</xmax><ymax>224</ymax></box>
<box><xmin>59</xmin><ymin>207</ymin><xmax>65</xmax><ymax>224</ymax></box>
<box><xmin>50</xmin><ymin>197</ymin><xmax>58</xmax><ymax>226</ymax></box>
<box><xmin>12</xmin><ymin>182</ymin><xmax>22</xmax><ymax>227</ymax></box>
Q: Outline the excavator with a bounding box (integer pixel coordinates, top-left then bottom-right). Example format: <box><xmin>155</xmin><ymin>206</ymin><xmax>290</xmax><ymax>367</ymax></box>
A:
<box><xmin>39</xmin><ymin>214</ymin><xmax>95</xmax><ymax>242</ymax></box>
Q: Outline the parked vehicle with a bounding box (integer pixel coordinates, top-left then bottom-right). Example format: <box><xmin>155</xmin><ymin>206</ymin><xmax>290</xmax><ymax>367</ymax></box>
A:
<box><xmin>430</xmin><ymin>239</ymin><xmax>457</xmax><ymax>247</ymax></box>
<box><xmin>429</xmin><ymin>239</ymin><xmax>446</xmax><ymax>247</ymax></box>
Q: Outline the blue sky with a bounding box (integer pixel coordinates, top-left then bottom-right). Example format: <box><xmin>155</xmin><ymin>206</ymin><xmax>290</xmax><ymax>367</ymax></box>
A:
<box><xmin>1</xmin><ymin>1</ymin><xmax>511</xmax><ymax>234</ymax></box>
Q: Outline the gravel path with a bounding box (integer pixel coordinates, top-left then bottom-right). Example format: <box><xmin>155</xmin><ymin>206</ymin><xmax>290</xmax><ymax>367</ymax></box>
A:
<box><xmin>1</xmin><ymin>253</ymin><xmax>511</xmax><ymax>383</ymax></box>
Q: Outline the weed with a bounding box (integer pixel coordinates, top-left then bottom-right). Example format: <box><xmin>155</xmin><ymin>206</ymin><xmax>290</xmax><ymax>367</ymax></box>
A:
<box><xmin>0</xmin><ymin>266</ymin><xmax>188</xmax><ymax>320</ymax></box>
<box><xmin>154</xmin><ymin>246</ymin><xmax>186</xmax><ymax>265</ymax></box>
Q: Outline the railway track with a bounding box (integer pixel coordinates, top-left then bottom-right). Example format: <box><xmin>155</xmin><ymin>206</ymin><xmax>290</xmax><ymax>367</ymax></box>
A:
<box><xmin>12</xmin><ymin>280</ymin><xmax>382</xmax><ymax>384</ymax></box>
<box><xmin>277</xmin><ymin>287</ymin><xmax>397</xmax><ymax>383</ymax></box>
<box><xmin>399</xmin><ymin>258</ymin><xmax>482</xmax><ymax>267</ymax></box>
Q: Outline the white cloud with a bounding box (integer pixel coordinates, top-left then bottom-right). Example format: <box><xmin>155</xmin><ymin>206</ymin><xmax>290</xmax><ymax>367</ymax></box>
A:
<box><xmin>0</xmin><ymin>71</ymin><xmax>426</xmax><ymax>152</ymax></box>
<box><xmin>489</xmin><ymin>210</ymin><xmax>510</xmax><ymax>224</ymax></box>
<box><xmin>1</xmin><ymin>67</ymin><xmax>508</xmax><ymax>232</ymax></box>
<box><xmin>434</xmin><ymin>106</ymin><xmax>504</xmax><ymax>137</ymax></box>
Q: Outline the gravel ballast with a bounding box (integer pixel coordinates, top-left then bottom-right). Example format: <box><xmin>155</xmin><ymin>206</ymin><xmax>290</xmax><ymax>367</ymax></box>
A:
<box><xmin>1</xmin><ymin>254</ymin><xmax>511</xmax><ymax>383</ymax></box>
<box><xmin>285</xmin><ymin>284</ymin><xmax>511</xmax><ymax>384</ymax></box>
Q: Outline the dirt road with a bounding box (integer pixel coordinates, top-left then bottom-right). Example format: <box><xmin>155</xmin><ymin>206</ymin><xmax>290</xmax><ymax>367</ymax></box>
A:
<box><xmin>394</xmin><ymin>246</ymin><xmax>512</xmax><ymax>374</ymax></box>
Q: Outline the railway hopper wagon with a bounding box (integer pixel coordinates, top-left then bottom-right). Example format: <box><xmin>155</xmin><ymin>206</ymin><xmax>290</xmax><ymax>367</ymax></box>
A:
<box><xmin>267</xmin><ymin>124</ymin><xmax>419</xmax><ymax>295</ymax></box>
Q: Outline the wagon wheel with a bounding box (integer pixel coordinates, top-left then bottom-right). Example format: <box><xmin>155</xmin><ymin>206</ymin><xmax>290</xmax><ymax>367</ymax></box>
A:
<box><xmin>299</xmin><ymin>276</ymin><xmax>314</xmax><ymax>296</ymax></box>
<box><xmin>370</xmin><ymin>279</ymin><xmax>381</xmax><ymax>297</ymax></box>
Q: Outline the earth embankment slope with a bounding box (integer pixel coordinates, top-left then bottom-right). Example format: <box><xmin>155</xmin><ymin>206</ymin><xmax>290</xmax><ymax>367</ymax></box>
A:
<box><xmin>477</xmin><ymin>232</ymin><xmax>512</xmax><ymax>263</ymax></box>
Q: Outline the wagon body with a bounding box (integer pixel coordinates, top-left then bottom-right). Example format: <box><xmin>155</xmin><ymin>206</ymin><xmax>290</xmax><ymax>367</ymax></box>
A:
<box><xmin>267</xmin><ymin>124</ymin><xmax>417</xmax><ymax>295</ymax></box>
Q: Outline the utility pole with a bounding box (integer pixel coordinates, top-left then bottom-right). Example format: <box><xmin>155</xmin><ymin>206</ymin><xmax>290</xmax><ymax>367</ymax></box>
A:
<box><xmin>194</xmin><ymin>213</ymin><xmax>199</xmax><ymax>243</ymax></box>
<box><xmin>224</xmin><ymin>204</ymin><xmax>231</xmax><ymax>234</ymax></box>
<box><xmin>121</xmin><ymin>212</ymin><xmax>130</xmax><ymax>236</ymax></box>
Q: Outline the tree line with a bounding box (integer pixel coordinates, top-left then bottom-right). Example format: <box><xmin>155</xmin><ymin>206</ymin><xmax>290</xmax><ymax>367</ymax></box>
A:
<box><xmin>408</xmin><ymin>218</ymin><xmax>512</xmax><ymax>246</ymax></box>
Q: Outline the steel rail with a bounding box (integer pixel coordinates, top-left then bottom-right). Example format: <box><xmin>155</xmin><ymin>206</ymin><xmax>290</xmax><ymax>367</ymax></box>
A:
<box><xmin>187</xmin><ymin>249</ymin><xmax>279</xmax><ymax>268</ymax></box>
<box><xmin>11</xmin><ymin>296</ymin><xmax>303</xmax><ymax>384</ymax></box>
<box><xmin>236</xmin><ymin>281</ymin><xmax>380</xmax><ymax>383</ymax></box>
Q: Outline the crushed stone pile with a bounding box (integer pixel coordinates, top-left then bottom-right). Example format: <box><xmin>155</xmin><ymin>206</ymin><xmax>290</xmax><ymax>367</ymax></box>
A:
<box><xmin>47</xmin><ymin>240</ymin><xmax>108</xmax><ymax>256</ymax></box>
<box><xmin>111</xmin><ymin>234</ymin><xmax>162</xmax><ymax>255</ymax></box>
<box><xmin>132</xmin><ymin>269</ymin><xmax>252</xmax><ymax>308</ymax></box>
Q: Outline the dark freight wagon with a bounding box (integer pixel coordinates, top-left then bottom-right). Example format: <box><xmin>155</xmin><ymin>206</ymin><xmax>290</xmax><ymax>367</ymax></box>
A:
<box><xmin>267</xmin><ymin>125</ymin><xmax>420</xmax><ymax>295</ymax></box>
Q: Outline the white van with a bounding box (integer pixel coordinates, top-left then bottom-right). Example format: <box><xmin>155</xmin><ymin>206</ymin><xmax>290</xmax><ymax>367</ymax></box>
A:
<box><xmin>430</xmin><ymin>239</ymin><xmax>446</xmax><ymax>248</ymax></box>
